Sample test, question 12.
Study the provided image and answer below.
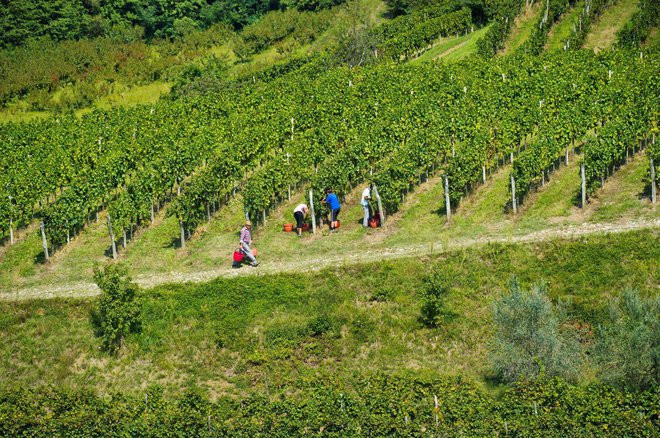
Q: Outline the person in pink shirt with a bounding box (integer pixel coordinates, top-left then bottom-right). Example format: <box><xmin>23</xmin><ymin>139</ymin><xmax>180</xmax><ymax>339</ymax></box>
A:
<box><xmin>239</xmin><ymin>220</ymin><xmax>259</xmax><ymax>267</ymax></box>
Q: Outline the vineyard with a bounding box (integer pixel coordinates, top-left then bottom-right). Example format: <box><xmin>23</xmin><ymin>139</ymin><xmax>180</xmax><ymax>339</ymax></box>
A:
<box><xmin>2</xmin><ymin>45</ymin><xmax>657</xmax><ymax>257</ymax></box>
<box><xmin>0</xmin><ymin>0</ymin><xmax>659</xmax><ymax>434</ymax></box>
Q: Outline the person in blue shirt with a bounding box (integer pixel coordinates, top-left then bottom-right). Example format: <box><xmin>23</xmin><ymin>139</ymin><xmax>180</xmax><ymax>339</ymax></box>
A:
<box><xmin>322</xmin><ymin>188</ymin><xmax>341</xmax><ymax>232</ymax></box>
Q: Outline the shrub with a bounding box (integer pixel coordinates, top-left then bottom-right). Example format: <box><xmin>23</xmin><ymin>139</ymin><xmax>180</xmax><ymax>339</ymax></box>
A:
<box><xmin>595</xmin><ymin>289</ymin><xmax>659</xmax><ymax>390</ymax></box>
<box><xmin>419</xmin><ymin>270</ymin><xmax>449</xmax><ymax>328</ymax></box>
<box><xmin>490</xmin><ymin>279</ymin><xmax>581</xmax><ymax>383</ymax></box>
<box><xmin>370</xmin><ymin>286</ymin><xmax>395</xmax><ymax>302</ymax></box>
<box><xmin>306</xmin><ymin>314</ymin><xmax>339</xmax><ymax>337</ymax></box>
<box><xmin>93</xmin><ymin>264</ymin><xmax>142</xmax><ymax>353</ymax></box>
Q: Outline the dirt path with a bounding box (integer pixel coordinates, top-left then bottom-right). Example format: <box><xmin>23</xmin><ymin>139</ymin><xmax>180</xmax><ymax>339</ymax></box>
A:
<box><xmin>1</xmin><ymin>218</ymin><xmax>657</xmax><ymax>302</ymax></box>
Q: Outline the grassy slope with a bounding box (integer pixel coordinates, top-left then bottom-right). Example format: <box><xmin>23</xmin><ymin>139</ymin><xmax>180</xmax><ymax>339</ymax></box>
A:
<box><xmin>412</xmin><ymin>25</ymin><xmax>491</xmax><ymax>63</ymax></box>
<box><xmin>545</xmin><ymin>1</ymin><xmax>584</xmax><ymax>51</ymax></box>
<box><xmin>501</xmin><ymin>2</ymin><xmax>543</xmax><ymax>55</ymax></box>
<box><xmin>0</xmin><ymin>229</ymin><xmax>657</xmax><ymax>398</ymax></box>
<box><xmin>583</xmin><ymin>0</ymin><xmax>640</xmax><ymax>51</ymax></box>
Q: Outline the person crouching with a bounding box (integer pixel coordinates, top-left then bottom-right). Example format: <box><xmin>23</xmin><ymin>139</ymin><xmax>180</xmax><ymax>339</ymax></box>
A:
<box><xmin>239</xmin><ymin>220</ymin><xmax>259</xmax><ymax>267</ymax></box>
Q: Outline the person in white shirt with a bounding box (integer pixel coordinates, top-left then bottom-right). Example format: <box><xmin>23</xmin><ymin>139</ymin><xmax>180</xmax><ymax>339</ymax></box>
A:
<box><xmin>293</xmin><ymin>203</ymin><xmax>309</xmax><ymax>237</ymax></box>
<box><xmin>361</xmin><ymin>185</ymin><xmax>372</xmax><ymax>228</ymax></box>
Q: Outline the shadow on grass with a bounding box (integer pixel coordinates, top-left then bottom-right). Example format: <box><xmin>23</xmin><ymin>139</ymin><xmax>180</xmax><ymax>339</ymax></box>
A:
<box><xmin>34</xmin><ymin>250</ymin><xmax>48</xmax><ymax>265</ymax></box>
<box><xmin>165</xmin><ymin>236</ymin><xmax>184</xmax><ymax>249</ymax></box>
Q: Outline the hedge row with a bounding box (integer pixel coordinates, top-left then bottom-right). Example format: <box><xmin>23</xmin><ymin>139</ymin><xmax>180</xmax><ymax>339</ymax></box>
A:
<box><xmin>2</xmin><ymin>374</ymin><xmax>658</xmax><ymax>436</ymax></box>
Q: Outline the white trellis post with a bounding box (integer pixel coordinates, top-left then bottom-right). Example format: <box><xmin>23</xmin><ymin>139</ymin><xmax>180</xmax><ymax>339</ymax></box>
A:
<box><xmin>107</xmin><ymin>215</ymin><xmax>117</xmax><ymax>259</ymax></box>
<box><xmin>373</xmin><ymin>184</ymin><xmax>385</xmax><ymax>224</ymax></box>
<box><xmin>40</xmin><ymin>221</ymin><xmax>49</xmax><ymax>260</ymax></box>
<box><xmin>581</xmin><ymin>163</ymin><xmax>586</xmax><ymax>208</ymax></box>
<box><xmin>309</xmin><ymin>189</ymin><xmax>316</xmax><ymax>234</ymax></box>
<box><xmin>510</xmin><ymin>174</ymin><xmax>517</xmax><ymax>214</ymax></box>
<box><xmin>444</xmin><ymin>175</ymin><xmax>451</xmax><ymax>223</ymax></box>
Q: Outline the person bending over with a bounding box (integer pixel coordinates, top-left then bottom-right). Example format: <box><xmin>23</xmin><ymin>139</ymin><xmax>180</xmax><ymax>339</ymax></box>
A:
<box><xmin>293</xmin><ymin>203</ymin><xmax>308</xmax><ymax>237</ymax></box>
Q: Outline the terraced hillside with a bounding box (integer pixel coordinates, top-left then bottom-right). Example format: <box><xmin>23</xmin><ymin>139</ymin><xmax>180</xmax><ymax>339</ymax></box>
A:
<box><xmin>0</xmin><ymin>0</ymin><xmax>658</xmax><ymax>434</ymax></box>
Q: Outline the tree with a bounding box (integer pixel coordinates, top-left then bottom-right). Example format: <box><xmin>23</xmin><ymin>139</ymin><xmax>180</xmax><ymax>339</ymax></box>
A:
<box><xmin>93</xmin><ymin>263</ymin><xmax>142</xmax><ymax>353</ymax></box>
<box><xmin>490</xmin><ymin>280</ymin><xmax>582</xmax><ymax>383</ymax></box>
<box><xmin>332</xmin><ymin>0</ymin><xmax>378</xmax><ymax>67</ymax></box>
<box><xmin>595</xmin><ymin>289</ymin><xmax>659</xmax><ymax>390</ymax></box>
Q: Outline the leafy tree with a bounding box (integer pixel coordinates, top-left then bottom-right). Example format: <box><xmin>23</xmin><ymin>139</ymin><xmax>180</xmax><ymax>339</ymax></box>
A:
<box><xmin>595</xmin><ymin>289</ymin><xmax>659</xmax><ymax>390</ymax></box>
<box><xmin>490</xmin><ymin>280</ymin><xmax>582</xmax><ymax>383</ymax></box>
<box><xmin>93</xmin><ymin>263</ymin><xmax>142</xmax><ymax>353</ymax></box>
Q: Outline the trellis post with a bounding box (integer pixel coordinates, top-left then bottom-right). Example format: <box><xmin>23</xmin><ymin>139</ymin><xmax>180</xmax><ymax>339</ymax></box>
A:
<box><xmin>581</xmin><ymin>163</ymin><xmax>586</xmax><ymax>208</ymax></box>
<box><xmin>40</xmin><ymin>221</ymin><xmax>49</xmax><ymax>260</ymax></box>
<box><xmin>107</xmin><ymin>215</ymin><xmax>117</xmax><ymax>259</ymax></box>
<box><xmin>444</xmin><ymin>175</ymin><xmax>451</xmax><ymax>223</ymax></box>
<box><xmin>309</xmin><ymin>189</ymin><xmax>316</xmax><ymax>234</ymax></box>
<box><xmin>373</xmin><ymin>184</ymin><xmax>385</xmax><ymax>224</ymax></box>
<box><xmin>510</xmin><ymin>175</ymin><xmax>517</xmax><ymax>214</ymax></box>
<box><xmin>179</xmin><ymin>220</ymin><xmax>185</xmax><ymax>249</ymax></box>
<box><xmin>650</xmin><ymin>155</ymin><xmax>656</xmax><ymax>204</ymax></box>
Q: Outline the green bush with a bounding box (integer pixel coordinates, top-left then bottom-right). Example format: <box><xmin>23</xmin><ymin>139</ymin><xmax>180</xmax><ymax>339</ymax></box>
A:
<box><xmin>306</xmin><ymin>314</ymin><xmax>339</xmax><ymax>337</ymax></box>
<box><xmin>420</xmin><ymin>270</ymin><xmax>449</xmax><ymax>328</ymax></box>
<box><xmin>595</xmin><ymin>289</ymin><xmax>659</xmax><ymax>390</ymax></box>
<box><xmin>93</xmin><ymin>264</ymin><xmax>142</xmax><ymax>354</ymax></box>
<box><xmin>490</xmin><ymin>280</ymin><xmax>582</xmax><ymax>383</ymax></box>
<box><xmin>370</xmin><ymin>286</ymin><xmax>395</xmax><ymax>302</ymax></box>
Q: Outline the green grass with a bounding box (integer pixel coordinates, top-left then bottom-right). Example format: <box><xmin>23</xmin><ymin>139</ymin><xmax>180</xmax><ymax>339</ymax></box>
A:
<box><xmin>439</xmin><ymin>25</ymin><xmax>492</xmax><ymax>62</ymax></box>
<box><xmin>94</xmin><ymin>81</ymin><xmax>171</xmax><ymax>109</ymax></box>
<box><xmin>502</xmin><ymin>2</ymin><xmax>543</xmax><ymax>55</ymax></box>
<box><xmin>412</xmin><ymin>26</ymin><xmax>491</xmax><ymax>63</ymax></box>
<box><xmin>583</xmin><ymin>0</ymin><xmax>640</xmax><ymax>51</ymax></box>
<box><xmin>0</xmin><ymin>229</ymin><xmax>657</xmax><ymax>397</ymax></box>
<box><xmin>514</xmin><ymin>155</ymin><xmax>582</xmax><ymax>230</ymax></box>
<box><xmin>587</xmin><ymin>152</ymin><xmax>655</xmax><ymax>222</ymax></box>
<box><xmin>546</xmin><ymin>1</ymin><xmax>584</xmax><ymax>51</ymax></box>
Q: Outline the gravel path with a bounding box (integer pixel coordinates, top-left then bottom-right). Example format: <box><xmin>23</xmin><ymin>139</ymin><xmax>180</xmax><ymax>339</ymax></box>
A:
<box><xmin>1</xmin><ymin>218</ymin><xmax>658</xmax><ymax>302</ymax></box>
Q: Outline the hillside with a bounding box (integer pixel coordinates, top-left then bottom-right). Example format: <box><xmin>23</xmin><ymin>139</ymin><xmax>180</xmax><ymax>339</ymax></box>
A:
<box><xmin>0</xmin><ymin>0</ymin><xmax>659</xmax><ymax>434</ymax></box>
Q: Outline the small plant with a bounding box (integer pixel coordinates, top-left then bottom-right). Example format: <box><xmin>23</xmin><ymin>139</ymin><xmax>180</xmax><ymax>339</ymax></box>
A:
<box><xmin>93</xmin><ymin>264</ymin><xmax>142</xmax><ymax>354</ymax></box>
<box><xmin>490</xmin><ymin>279</ymin><xmax>581</xmax><ymax>383</ymax></box>
<box><xmin>419</xmin><ymin>271</ymin><xmax>449</xmax><ymax>328</ymax></box>
<box><xmin>595</xmin><ymin>289</ymin><xmax>659</xmax><ymax>390</ymax></box>
<box><xmin>306</xmin><ymin>314</ymin><xmax>338</xmax><ymax>337</ymax></box>
<box><xmin>370</xmin><ymin>287</ymin><xmax>395</xmax><ymax>302</ymax></box>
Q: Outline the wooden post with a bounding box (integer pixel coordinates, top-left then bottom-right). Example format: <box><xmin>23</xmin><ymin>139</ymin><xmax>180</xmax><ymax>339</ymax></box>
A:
<box><xmin>150</xmin><ymin>200</ymin><xmax>155</xmax><ymax>224</ymax></box>
<box><xmin>107</xmin><ymin>215</ymin><xmax>117</xmax><ymax>259</ymax></box>
<box><xmin>510</xmin><ymin>174</ymin><xmax>517</xmax><ymax>214</ymax></box>
<box><xmin>565</xmin><ymin>146</ymin><xmax>569</xmax><ymax>165</ymax></box>
<box><xmin>309</xmin><ymin>189</ymin><xmax>316</xmax><ymax>234</ymax></box>
<box><xmin>9</xmin><ymin>218</ymin><xmax>13</xmax><ymax>245</ymax></box>
<box><xmin>373</xmin><ymin>184</ymin><xmax>386</xmax><ymax>224</ymax></box>
<box><xmin>581</xmin><ymin>163</ymin><xmax>586</xmax><ymax>208</ymax></box>
<box><xmin>40</xmin><ymin>222</ymin><xmax>49</xmax><ymax>260</ymax></box>
<box><xmin>122</xmin><ymin>229</ymin><xmax>127</xmax><ymax>249</ymax></box>
<box><xmin>207</xmin><ymin>202</ymin><xmax>211</xmax><ymax>222</ymax></box>
<box><xmin>651</xmin><ymin>155</ymin><xmax>656</xmax><ymax>204</ymax></box>
<box><xmin>482</xmin><ymin>166</ymin><xmax>486</xmax><ymax>184</ymax></box>
<box><xmin>179</xmin><ymin>220</ymin><xmax>185</xmax><ymax>249</ymax></box>
<box><xmin>444</xmin><ymin>175</ymin><xmax>451</xmax><ymax>222</ymax></box>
